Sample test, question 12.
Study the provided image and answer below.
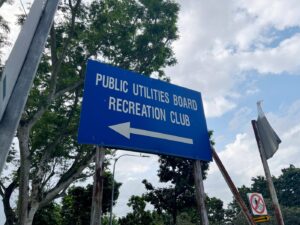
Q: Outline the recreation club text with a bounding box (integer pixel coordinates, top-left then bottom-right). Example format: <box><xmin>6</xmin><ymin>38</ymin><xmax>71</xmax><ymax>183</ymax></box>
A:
<box><xmin>96</xmin><ymin>73</ymin><xmax>199</xmax><ymax>127</ymax></box>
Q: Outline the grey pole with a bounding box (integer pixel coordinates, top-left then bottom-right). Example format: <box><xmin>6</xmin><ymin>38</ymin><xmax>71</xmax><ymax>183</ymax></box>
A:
<box><xmin>90</xmin><ymin>146</ymin><xmax>105</xmax><ymax>225</ymax></box>
<box><xmin>109</xmin><ymin>154</ymin><xmax>149</xmax><ymax>225</ymax></box>
<box><xmin>194</xmin><ymin>160</ymin><xmax>209</xmax><ymax>225</ymax></box>
<box><xmin>252</xmin><ymin>120</ymin><xmax>285</xmax><ymax>225</ymax></box>
<box><xmin>0</xmin><ymin>0</ymin><xmax>59</xmax><ymax>174</ymax></box>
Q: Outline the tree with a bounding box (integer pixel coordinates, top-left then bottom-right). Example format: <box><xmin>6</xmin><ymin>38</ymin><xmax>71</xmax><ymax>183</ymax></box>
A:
<box><xmin>175</xmin><ymin>196</ymin><xmax>226</xmax><ymax>225</ymax></box>
<box><xmin>119</xmin><ymin>195</ymin><xmax>165</xmax><ymax>225</ymax></box>
<box><xmin>32</xmin><ymin>203</ymin><xmax>62</xmax><ymax>225</ymax></box>
<box><xmin>0</xmin><ymin>0</ymin><xmax>179</xmax><ymax>224</ymax></box>
<box><xmin>61</xmin><ymin>186</ymin><xmax>91</xmax><ymax>225</ymax></box>
<box><xmin>60</xmin><ymin>172</ymin><xmax>121</xmax><ymax>225</ymax></box>
<box><xmin>142</xmin><ymin>155</ymin><xmax>209</xmax><ymax>224</ymax></box>
<box><xmin>276</xmin><ymin>165</ymin><xmax>300</xmax><ymax>207</ymax></box>
<box><xmin>27</xmin><ymin>171</ymin><xmax>121</xmax><ymax>225</ymax></box>
<box><xmin>119</xmin><ymin>195</ymin><xmax>153</xmax><ymax>225</ymax></box>
<box><xmin>142</xmin><ymin>131</ymin><xmax>214</xmax><ymax>224</ymax></box>
<box><xmin>206</xmin><ymin>197</ymin><xmax>225</xmax><ymax>225</ymax></box>
<box><xmin>280</xmin><ymin>206</ymin><xmax>300</xmax><ymax>225</ymax></box>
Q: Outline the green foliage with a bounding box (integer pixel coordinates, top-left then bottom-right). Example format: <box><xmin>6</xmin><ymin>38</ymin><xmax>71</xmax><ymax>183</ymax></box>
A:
<box><xmin>206</xmin><ymin>197</ymin><xmax>225</xmax><ymax>225</ymax></box>
<box><xmin>119</xmin><ymin>196</ymin><xmax>153</xmax><ymax>225</ymax></box>
<box><xmin>87</xmin><ymin>0</ymin><xmax>179</xmax><ymax>77</ymax></box>
<box><xmin>33</xmin><ymin>203</ymin><xmax>62</xmax><ymax>225</ymax></box>
<box><xmin>19</xmin><ymin>0</ymin><xmax>180</xmax><ymax>194</ymax></box>
<box><xmin>61</xmin><ymin>186</ymin><xmax>92</xmax><ymax>225</ymax></box>
<box><xmin>119</xmin><ymin>195</ymin><xmax>165</xmax><ymax>225</ymax></box>
<box><xmin>0</xmin><ymin>0</ymin><xmax>179</xmax><ymax>223</ymax></box>
<box><xmin>102</xmin><ymin>215</ymin><xmax>119</xmax><ymax>225</ymax></box>
<box><xmin>142</xmin><ymin>157</ymin><xmax>210</xmax><ymax>224</ymax></box>
<box><xmin>32</xmin><ymin>171</ymin><xmax>121</xmax><ymax>225</ymax></box>
<box><xmin>0</xmin><ymin>0</ymin><xmax>180</xmax><ymax>224</ymax></box>
<box><xmin>60</xmin><ymin>172</ymin><xmax>121</xmax><ymax>225</ymax></box>
<box><xmin>22</xmin><ymin>0</ymin><xmax>179</xmax><ymax>167</ymax></box>
<box><xmin>276</xmin><ymin>165</ymin><xmax>300</xmax><ymax>207</ymax></box>
<box><xmin>280</xmin><ymin>206</ymin><xmax>300</xmax><ymax>225</ymax></box>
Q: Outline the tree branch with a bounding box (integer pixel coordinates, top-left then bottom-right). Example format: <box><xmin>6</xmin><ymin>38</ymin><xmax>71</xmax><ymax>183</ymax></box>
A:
<box><xmin>41</xmin><ymin>160</ymin><xmax>57</xmax><ymax>187</ymax></box>
<box><xmin>31</xmin><ymin>90</ymin><xmax>80</xmax><ymax>198</ymax></box>
<box><xmin>50</xmin><ymin>25</ymin><xmax>58</xmax><ymax>68</ymax></box>
<box><xmin>2</xmin><ymin>178</ymin><xmax>18</xmax><ymax>225</ymax></box>
<box><xmin>54</xmin><ymin>80</ymin><xmax>83</xmax><ymax>99</ymax></box>
<box><xmin>0</xmin><ymin>181</ymin><xmax>5</xmax><ymax>197</ymax></box>
<box><xmin>39</xmin><ymin>149</ymin><xmax>95</xmax><ymax>208</ymax></box>
<box><xmin>27</xmin><ymin>0</ymin><xmax>82</xmax><ymax>129</ymax></box>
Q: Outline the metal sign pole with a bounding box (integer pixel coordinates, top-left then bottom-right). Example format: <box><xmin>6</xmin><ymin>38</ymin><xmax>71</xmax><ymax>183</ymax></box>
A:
<box><xmin>0</xmin><ymin>0</ymin><xmax>59</xmax><ymax>174</ymax></box>
<box><xmin>251</xmin><ymin>120</ymin><xmax>285</xmax><ymax>225</ymax></box>
<box><xmin>90</xmin><ymin>146</ymin><xmax>105</xmax><ymax>225</ymax></box>
<box><xmin>211</xmin><ymin>147</ymin><xmax>256</xmax><ymax>225</ymax></box>
<box><xmin>194</xmin><ymin>160</ymin><xmax>209</xmax><ymax>225</ymax></box>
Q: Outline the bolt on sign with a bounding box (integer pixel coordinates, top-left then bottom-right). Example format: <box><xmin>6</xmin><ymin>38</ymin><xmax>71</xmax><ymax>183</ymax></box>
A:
<box><xmin>247</xmin><ymin>193</ymin><xmax>268</xmax><ymax>216</ymax></box>
<box><xmin>78</xmin><ymin>60</ymin><xmax>212</xmax><ymax>161</ymax></box>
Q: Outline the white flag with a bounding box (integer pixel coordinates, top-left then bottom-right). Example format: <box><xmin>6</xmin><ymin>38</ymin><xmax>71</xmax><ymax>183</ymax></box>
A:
<box><xmin>256</xmin><ymin>101</ymin><xmax>281</xmax><ymax>159</ymax></box>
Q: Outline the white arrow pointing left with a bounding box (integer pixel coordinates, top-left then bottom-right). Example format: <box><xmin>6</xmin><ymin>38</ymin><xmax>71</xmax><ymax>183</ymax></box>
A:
<box><xmin>109</xmin><ymin>122</ymin><xmax>193</xmax><ymax>145</ymax></box>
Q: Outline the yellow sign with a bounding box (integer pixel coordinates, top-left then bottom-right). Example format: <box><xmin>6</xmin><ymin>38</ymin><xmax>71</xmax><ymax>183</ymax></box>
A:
<box><xmin>253</xmin><ymin>215</ymin><xmax>270</xmax><ymax>223</ymax></box>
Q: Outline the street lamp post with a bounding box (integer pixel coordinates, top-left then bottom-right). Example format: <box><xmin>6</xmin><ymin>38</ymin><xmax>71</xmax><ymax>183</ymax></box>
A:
<box><xmin>109</xmin><ymin>153</ymin><xmax>149</xmax><ymax>225</ymax></box>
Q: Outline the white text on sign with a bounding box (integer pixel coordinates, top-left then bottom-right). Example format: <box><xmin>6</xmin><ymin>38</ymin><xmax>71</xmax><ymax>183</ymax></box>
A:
<box><xmin>96</xmin><ymin>73</ymin><xmax>198</xmax><ymax>127</ymax></box>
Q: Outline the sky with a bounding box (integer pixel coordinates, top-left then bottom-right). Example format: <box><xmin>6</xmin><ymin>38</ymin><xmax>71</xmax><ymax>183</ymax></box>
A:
<box><xmin>1</xmin><ymin>0</ymin><xmax>300</xmax><ymax>224</ymax></box>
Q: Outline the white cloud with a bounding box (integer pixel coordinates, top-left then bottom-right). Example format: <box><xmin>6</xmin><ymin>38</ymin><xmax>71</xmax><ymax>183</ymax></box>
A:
<box><xmin>238</xmin><ymin>0</ymin><xmax>300</xmax><ymax>30</ymax></box>
<box><xmin>239</xmin><ymin>34</ymin><xmax>300</xmax><ymax>74</ymax></box>
<box><xmin>203</xmin><ymin>96</ymin><xmax>236</xmax><ymax>118</ymax></box>
<box><xmin>229</xmin><ymin>107</ymin><xmax>253</xmax><ymax>130</ymax></box>
<box><xmin>167</xmin><ymin>0</ymin><xmax>300</xmax><ymax>118</ymax></box>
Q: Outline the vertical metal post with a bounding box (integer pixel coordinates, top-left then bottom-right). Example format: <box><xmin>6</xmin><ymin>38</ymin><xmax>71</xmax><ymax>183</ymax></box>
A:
<box><xmin>211</xmin><ymin>147</ymin><xmax>256</xmax><ymax>225</ymax></box>
<box><xmin>0</xmin><ymin>0</ymin><xmax>59</xmax><ymax>174</ymax></box>
<box><xmin>90</xmin><ymin>146</ymin><xmax>105</xmax><ymax>225</ymax></box>
<box><xmin>194</xmin><ymin>160</ymin><xmax>209</xmax><ymax>225</ymax></box>
<box><xmin>251</xmin><ymin>120</ymin><xmax>285</xmax><ymax>225</ymax></box>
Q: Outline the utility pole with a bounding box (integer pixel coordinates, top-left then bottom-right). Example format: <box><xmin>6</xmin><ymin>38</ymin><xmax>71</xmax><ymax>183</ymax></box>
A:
<box><xmin>0</xmin><ymin>0</ymin><xmax>59</xmax><ymax>174</ymax></box>
<box><xmin>212</xmin><ymin>147</ymin><xmax>256</xmax><ymax>225</ymax></box>
<box><xmin>90</xmin><ymin>146</ymin><xmax>105</xmax><ymax>225</ymax></box>
<box><xmin>252</xmin><ymin>120</ymin><xmax>285</xmax><ymax>225</ymax></box>
<box><xmin>194</xmin><ymin>160</ymin><xmax>209</xmax><ymax>225</ymax></box>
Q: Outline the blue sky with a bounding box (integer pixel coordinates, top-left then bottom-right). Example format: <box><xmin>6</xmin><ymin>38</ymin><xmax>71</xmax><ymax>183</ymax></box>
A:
<box><xmin>1</xmin><ymin>0</ymin><xmax>300</xmax><ymax>223</ymax></box>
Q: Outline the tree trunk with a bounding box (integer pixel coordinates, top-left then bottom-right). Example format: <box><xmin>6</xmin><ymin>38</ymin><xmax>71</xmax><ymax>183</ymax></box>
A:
<box><xmin>2</xmin><ymin>180</ymin><xmax>18</xmax><ymax>225</ymax></box>
<box><xmin>17</xmin><ymin>125</ymin><xmax>31</xmax><ymax>225</ymax></box>
<box><xmin>172</xmin><ymin>210</ymin><xmax>177</xmax><ymax>225</ymax></box>
<box><xmin>24</xmin><ymin>203</ymin><xmax>39</xmax><ymax>225</ymax></box>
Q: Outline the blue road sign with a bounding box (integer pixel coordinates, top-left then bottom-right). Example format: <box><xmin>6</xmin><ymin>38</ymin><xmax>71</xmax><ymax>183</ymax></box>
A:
<box><xmin>78</xmin><ymin>60</ymin><xmax>212</xmax><ymax>161</ymax></box>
